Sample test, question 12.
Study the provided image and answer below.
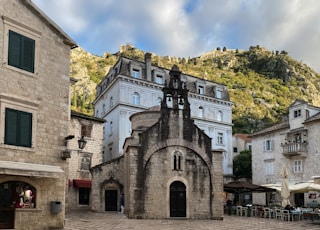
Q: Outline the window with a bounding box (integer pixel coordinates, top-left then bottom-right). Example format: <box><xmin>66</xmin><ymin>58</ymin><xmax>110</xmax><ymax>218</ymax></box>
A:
<box><xmin>263</xmin><ymin>139</ymin><xmax>273</xmax><ymax>151</ymax></box>
<box><xmin>155</xmin><ymin>74</ymin><xmax>163</xmax><ymax>84</ymax></box>
<box><xmin>294</xmin><ymin>109</ymin><xmax>301</xmax><ymax>118</ymax></box>
<box><xmin>173</xmin><ymin>151</ymin><xmax>182</xmax><ymax>171</ymax></box>
<box><xmin>110</xmin><ymin>97</ymin><xmax>114</xmax><ymax>108</ymax></box>
<box><xmin>295</xmin><ymin>133</ymin><xmax>301</xmax><ymax>143</ymax></box>
<box><xmin>216</xmin><ymin>89</ymin><xmax>222</xmax><ymax>99</ymax></box>
<box><xmin>79</xmin><ymin>153</ymin><xmax>91</xmax><ymax>171</ymax></box>
<box><xmin>5</xmin><ymin>108</ymin><xmax>32</xmax><ymax>147</ymax></box>
<box><xmin>198</xmin><ymin>106</ymin><xmax>204</xmax><ymax>118</ymax></box>
<box><xmin>8</xmin><ymin>30</ymin><xmax>35</xmax><ymax>73</ymax></box>
<box><xmin>217</xmin><ymin>110</ymin><xmax>223</xmax><ymax>121</ymax></box>
<box><xmin>265</xmin><ymin>161</ymin><xmax>274</xmax><ymax>175</ymax></box>
<box><xmin>198</xmin><ymin>85</ymin><xmax>204</xmax><ymax>95</ymax></box>
<box><xmin>109</xmin><ymin>121</ymin><xmax>113</xmax><ymax>135</ymax></box>
<box><xmin>157</xmin><ymin>97</ymin><xmax>162</xmax><ymax>105</ymax></box>
<box><xmin>131</xmin><ymin>68</ymin><xmax>141</xmax><ymax>78</ymax></box>
<box><xmin>81</xmin><ymin>124</ymin><xmax>92</xmax><ymax>138</ymax></box>
<box><xmin>102</xmin><ymin>104</ymin><xmax>106</xmax><ymax>114</ymax></box>
<box><xmin>294</xmin><ymin>160</ymin><xmax>302</xmax><ymax>173</ymax></box>
<box><xmin>132</xmin><ymin>92</ymin><xmax>140</xmax><ymax>105</ymax></box>
<box><xmin>233</xmin><ymin>147</ymin><xmax>238</xmax><ymax>153</ymax></box>
<box><xmin>217</xmin><ymin>132</ymin><xmax>224</xmax><ymax>145</ymax></box>
<box><xmin>0</xmin><ymin>181</ymin><xmax>36</xmax><ymax>209</ymax></box>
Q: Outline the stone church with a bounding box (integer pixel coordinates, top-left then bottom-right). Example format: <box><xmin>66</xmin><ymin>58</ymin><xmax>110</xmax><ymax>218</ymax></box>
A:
<box><xmin>90</xmin><ymin>65</ymin><xmax>224</xmax><ymax>219</ymax></box>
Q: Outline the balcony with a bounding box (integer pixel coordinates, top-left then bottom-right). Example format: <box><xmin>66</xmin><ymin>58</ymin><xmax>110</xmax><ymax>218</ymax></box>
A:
<box><xmin>281</xmin><ymin>142</ymin><xmax>307</xmax><ymax>157</ymax></box>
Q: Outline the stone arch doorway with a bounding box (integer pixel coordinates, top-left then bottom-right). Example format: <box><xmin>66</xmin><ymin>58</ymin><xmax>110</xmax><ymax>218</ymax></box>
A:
<box><xmin>170</xmin><ymin>181</ymin><xmax>186</xmax><ymax>217</ymax></box>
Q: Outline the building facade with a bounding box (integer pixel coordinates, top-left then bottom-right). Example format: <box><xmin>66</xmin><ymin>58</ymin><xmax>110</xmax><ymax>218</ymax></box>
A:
<box><xmin>65</xmin><ymin>111</ymin><xmax>104</xmax><ymax>211</ymax></box>
<box><xmin>232</xmin><ymin>133</ymin><xmax>252</xmax><ymax>157</ymax></box>
<box><xmin>90</xmin><ymin>66</ymin><xmax>224</xmax><ymax>219</ymax></box>
<box><xmin>93</xmin><ymin>53</ymin><xmax>233</xmax><ymax>178</ymax></box>
<box><xmin>0</xmin><ymin>0</ymin><xmax>76</xmax><ymax>229</ymax></box>
<box><xmin>251</xmin><ymin>100</ymin><xmax>320</xmax><ymax>207</ymax></box>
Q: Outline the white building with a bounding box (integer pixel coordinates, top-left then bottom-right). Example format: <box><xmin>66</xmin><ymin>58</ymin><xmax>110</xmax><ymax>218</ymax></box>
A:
<box><xmin>251</xmin><ymin>99</ymin><xmax>320</xmax><ymax>207</ymax></box>
<box><xmin>93</xmin><ymin>53</ymin><xmax>234</xmax><ymax>177</ymax></box>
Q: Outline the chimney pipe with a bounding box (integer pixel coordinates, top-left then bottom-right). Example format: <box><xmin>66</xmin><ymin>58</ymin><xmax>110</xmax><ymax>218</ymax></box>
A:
<box><xmin>145</xmin><ymin>52</ymin><xmax>152</xmax><ymax>81</ymax></box>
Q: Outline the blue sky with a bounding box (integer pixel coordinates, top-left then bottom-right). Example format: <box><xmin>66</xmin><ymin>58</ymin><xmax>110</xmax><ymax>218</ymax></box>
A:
<box><xmin>33</xmin><ymin>0</ymin><xmax>320</xmax><ymax>72</ymax></box>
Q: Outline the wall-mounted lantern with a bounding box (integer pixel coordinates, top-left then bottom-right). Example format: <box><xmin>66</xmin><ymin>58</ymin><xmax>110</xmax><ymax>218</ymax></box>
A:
<box><xmin>78</xmin><ymin>136</ymin><xmax>87</xmax><ymax>150</ymax></box>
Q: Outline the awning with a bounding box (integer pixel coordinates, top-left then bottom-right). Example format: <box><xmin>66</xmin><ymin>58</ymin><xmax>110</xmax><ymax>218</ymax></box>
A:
<box><xmin>73</xmin><ymin>179</ymin><xmax>91</xmax><ymax>188</ymax></box>
<box><xmin>0</xmin><ymin>160</ymin><xmax>64</xmax><ymax>178</ymax></box>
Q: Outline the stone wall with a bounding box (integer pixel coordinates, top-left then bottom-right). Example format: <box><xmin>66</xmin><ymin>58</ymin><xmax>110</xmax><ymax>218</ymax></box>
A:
<box><xmin>66</xmin><ymin>114</ymin><xmax>104</xmax><ymax>210</ymax></box>
<box><xmin>0</xmin><ymin>0</ymin><xmax>74</xmax><ymax>228</ymax></box>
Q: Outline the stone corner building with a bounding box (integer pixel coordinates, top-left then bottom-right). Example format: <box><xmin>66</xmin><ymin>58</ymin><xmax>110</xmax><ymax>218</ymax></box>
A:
<box><xmin>91</xmin><ymin>65</ymin><xmax>224</xmax><ymax>220</ymax></box>
<box><xmin>0</xmin><ymin>0</ymin><xmax>76</xmax><ymax>229</ymax></box>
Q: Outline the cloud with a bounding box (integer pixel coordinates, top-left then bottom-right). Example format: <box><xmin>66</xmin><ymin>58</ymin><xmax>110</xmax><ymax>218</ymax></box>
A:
<box><xmin>33</xmin><ymin>0</ymin><xmax>320</xmax><ymax>72</ymax></box>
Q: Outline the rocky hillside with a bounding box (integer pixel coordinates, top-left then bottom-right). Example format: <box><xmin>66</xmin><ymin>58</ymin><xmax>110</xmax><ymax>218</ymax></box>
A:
<box><xmin>70</xmin><ymin>45</ymin><xmax>320</xmax><ymax>133</ymax></box>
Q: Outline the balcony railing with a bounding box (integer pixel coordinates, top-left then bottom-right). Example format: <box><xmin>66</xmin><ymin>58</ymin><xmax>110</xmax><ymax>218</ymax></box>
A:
<box><xmin>282</xmin><ymin>142</ymin><xmax>307</xmax><ymax>156</ymax></box>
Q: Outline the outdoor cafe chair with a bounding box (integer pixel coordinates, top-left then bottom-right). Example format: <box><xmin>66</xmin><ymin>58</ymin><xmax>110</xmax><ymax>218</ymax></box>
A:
<box><xmin>282</xmin><ymin>210</ymin><xmax>292</xmax><ymax>221</ymax></box>
<box><xmin>274</xmin><ymin>208</ymin><xmax>282</xmax><ymax>220</ymax></box>
<box><xmin>263</xmin><ymin>207</ymin><xmax>270</xmax><ymax>218</ymax></box>
<box><xmin>251</xmin><ymin>206</ymin><xmax>257</xmax><ymax>217</ymax></box>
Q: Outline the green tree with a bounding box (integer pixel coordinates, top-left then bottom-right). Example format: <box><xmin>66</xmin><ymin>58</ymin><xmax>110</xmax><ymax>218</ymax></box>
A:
<box><xmin>233</xmin><ymin>150</ymin><xmax>252</xmax><ymax>180</ymax></box>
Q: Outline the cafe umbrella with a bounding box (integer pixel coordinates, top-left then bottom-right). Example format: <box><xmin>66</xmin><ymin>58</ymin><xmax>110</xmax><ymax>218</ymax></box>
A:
<box><xmin>224</xmin><ymin>181</ymin><xmax>276</xmax><ymax>204</ymax></box>
<box><xmin>281</xmin><ymin>165</ymin><xmax>291</xmax><ymax>207</ymax></box>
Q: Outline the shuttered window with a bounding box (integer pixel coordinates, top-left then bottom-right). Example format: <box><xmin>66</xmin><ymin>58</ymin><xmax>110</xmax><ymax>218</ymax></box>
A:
<box><xmin>5</xmin><ymin>108</ymin><xmax>32</xmax><ymax>147</ymax></box>
<box><xmin>8</xmin><ymin>30</ymin><xmax>35</xmax><ymax>73</ymax></box>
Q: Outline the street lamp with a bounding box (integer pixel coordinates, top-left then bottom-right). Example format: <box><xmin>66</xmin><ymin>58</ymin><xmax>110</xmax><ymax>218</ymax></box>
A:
<box><xmin>78</xmin><ymin>136</ymin><xmax>87</xmax><ymax>150</ymax></box>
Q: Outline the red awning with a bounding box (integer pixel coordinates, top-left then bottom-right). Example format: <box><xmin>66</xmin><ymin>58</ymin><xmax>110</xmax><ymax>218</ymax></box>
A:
<box><xmin>73</xmin><ymin>179</ymin><xmax>91</xmax><ymax>188</ymax></box>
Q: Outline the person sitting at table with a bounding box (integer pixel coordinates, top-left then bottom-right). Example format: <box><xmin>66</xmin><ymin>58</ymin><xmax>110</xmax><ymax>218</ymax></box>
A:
<box><xmin>284</xmin><ymin>204</ymin><xmax>295</xmax><ymax>213</ymax></box>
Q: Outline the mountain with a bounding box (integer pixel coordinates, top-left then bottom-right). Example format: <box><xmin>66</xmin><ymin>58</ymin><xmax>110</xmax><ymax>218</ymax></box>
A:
<box><xmin>70</xmin><ymin>44</ymin><xmax>320</xmax><ymax>133</ymax></box>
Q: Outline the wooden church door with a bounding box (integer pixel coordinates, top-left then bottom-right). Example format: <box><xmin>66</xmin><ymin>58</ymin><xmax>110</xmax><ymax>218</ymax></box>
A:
<box><xmin>170</xmin><ymin>181</ymin><xmax>186</xmax><ymax>217</ymax></box>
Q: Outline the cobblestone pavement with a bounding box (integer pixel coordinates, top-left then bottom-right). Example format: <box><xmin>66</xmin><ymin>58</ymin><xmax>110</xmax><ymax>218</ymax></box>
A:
<box><xmin>63</xmin><ymin>210</ymin><xmax>320</xmax><ymax>230</ymax></box>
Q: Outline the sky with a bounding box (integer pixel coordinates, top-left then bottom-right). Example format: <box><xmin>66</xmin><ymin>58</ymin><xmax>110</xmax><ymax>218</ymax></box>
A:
<box><xmin>33</xmin><ymin>0</ymin><xmax>320</xmax><ymax>73</ymax></box>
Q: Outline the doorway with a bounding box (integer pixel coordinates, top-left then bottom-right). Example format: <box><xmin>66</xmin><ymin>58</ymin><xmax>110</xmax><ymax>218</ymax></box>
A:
<box><xmin>79</xmin><ymin>188</ymin><xmax>90</xmax><ymax>205</ymax></box>
<box><xmin>170</xmin><ymin>181</ymin><xmax>186</xmax><ymax>217</ymax></box>
<box><xmin>105</xmin><ymin>190</ymin><xmax>118</xmax><ymax>211</ymax></box>
<box><xmin>294</xmin><ymin>193</ymin><xmax>304</xmax><ymax>207</ymax></box>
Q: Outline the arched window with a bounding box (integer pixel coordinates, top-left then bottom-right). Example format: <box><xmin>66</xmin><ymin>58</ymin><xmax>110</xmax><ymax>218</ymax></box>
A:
<box><xmin>102</xmin><ymin>104</ymin><xmax>106</xmax><ymax>114</ymax></box>
<box><xmin>132</xmin><ymin>92</ymin><xmax>140</xmax><ymax>105</ymax></box>
<box><xmin>157</xmin><ymin>97</ymin><xmax>162</xmax><ymax>105</ymax></box>
<box><xmin>173</xmin><ymin>151</ymin><xmax>183</xmax><ymax>171</ymax></box>
<box><xmin>110</xmin><ymin>97</ymin><xmax>114</xmax><ymax>108</ymax></box>
<box><xmin>217</xmin><ymin>110</ymin><xmax>223</xmax><ymax>121</ymax></box>
<box><xmin>110</xmin><ymin>121</ymin><xmax>113</xmax><ymax>135</ymax></box>
<box><xmin>0</xmin><ymin>181</ymin><xmax>36</xmax><ymax>209</ymax></box>
<box><xmin>198</xmin><ymin>106</ymin><xmax>204</xmax><ymax>118</ymax></box>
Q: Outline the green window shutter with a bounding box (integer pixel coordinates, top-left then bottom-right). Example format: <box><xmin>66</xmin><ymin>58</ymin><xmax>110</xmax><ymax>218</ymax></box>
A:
<box><xmin>19</xmin><ymin>111</ymin><xmax>32</xmax><ymax>147</ymax></box>
<box><xmin>8</xmin><ymin>30</ymin><xmax>35</xmax><ymax>73</ymax></box>
<box><xmin>5</xmin><ymin>108</ymin><xmax>32</xmax><ymax>147</ymax></box>
<box><xmin>5</xmin><ymin>109</ymin><xmax>18</xmax><ymax>145</ymax></box>
<box><xmin>8</xmin><ymin>30</ymin><xmax>21</xmax><ymax>68</ymax></box>
<box><xmin>22</xmin><ymin>36</ymin><xmax>35</xmax><ymax>73</ymax></box>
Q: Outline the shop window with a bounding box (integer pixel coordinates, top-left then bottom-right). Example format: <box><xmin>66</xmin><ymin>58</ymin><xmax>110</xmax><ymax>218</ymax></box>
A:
<box><xmin>0</xmin><ymin>181</ymin><xmax>36</xmax><ymax>209</ymax></box>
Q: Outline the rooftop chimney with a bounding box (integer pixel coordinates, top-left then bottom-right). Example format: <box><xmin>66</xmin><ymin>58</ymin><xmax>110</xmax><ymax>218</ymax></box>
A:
<box><xmin>145</xmin><ymin>52</ymin><xmax>152</xmax><ymax>81</ymax></box>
